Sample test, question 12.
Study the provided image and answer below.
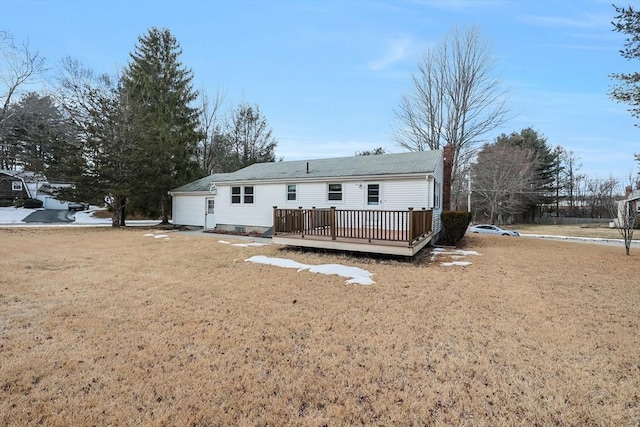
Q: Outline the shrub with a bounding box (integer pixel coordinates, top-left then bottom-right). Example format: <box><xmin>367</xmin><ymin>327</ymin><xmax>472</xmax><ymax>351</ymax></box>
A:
<box><xmin>440</xmin><ymin>210</ymin><xmax>473</xmax><ymax>245</ymax></box>
<box><xmin>23</xmin><ymin>198</ymin><xmax>43</xmax><ymax>209</ymax></box>
<box><xmin>0</xmin><ymin>200</ymin><xmax>14</xmax><ymax>207</ymax></box>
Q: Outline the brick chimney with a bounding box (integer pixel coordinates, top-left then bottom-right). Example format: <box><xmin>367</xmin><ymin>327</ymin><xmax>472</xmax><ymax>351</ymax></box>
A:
<box><xmin>443</xmin><ymin>144</ymin><xmax>453</xmax><ymax>210</ymax></box>
<box><xmin>625</xmin><ymin>185</ymin><xmax>633</xmax><ymax>198</ymax></box>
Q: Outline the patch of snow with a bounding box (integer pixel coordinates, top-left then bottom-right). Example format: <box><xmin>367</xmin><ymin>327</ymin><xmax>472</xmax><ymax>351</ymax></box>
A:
<box><xmin>0</xmin><ymin>207</ymin><xmax>39</xmax><ymax>224</ymax></box>
<box><xmin>431</xmin><ymin>248</ymin><xmax>481</xmax><ymax>257</ymax></box>
<box><xmin>441</xmin><ymin>261</ymin><xmax>472</xmax><ymax>267</ymax></box>
<box><xmin>431</xmin><ymin>247</ymin><xmax>480</xmax><ymax>267</ymax></box>
<box><xmin>153</xmin><ymin>234</ymin><xmax>169</xmax><ymax>239</ymax></box>
<box><xmin>246</xmin><ymin>255</ymin><xmax>375</xmax><ymax>286</ymax></box>
<box><xmin>220</xmin><ymin>240</ymin><xmax>268</xmax><ymax>247</ymax></box>
<box><xmin>74</xmin><ymin>209</ymin><xmax>162</xmax><ymax>226</ymax></box>
<box><xmin>143</xmin><ymin>233</ymin><xmax>154</xmax><ymax>237</ymax></box>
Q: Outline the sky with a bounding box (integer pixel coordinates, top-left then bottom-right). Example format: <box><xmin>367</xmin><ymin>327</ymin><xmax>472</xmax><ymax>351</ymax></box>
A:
<box><xmin>1</xmin><ymin>0</ymin><xmax>638</xmax><ymax>182</ymax></box>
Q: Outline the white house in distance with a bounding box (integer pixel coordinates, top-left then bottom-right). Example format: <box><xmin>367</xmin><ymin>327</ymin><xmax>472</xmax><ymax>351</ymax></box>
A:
<box><xmin>170</xmin><ymin>150</ymin><xmax>444</xmax><ymax>256</ymax></box>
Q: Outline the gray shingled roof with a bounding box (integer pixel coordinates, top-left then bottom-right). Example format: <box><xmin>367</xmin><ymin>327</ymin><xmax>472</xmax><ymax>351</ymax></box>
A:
<box><xmin>171</xmin><ymin>150</ymin><xmax>442</xmax><ymax>192</ymax></box>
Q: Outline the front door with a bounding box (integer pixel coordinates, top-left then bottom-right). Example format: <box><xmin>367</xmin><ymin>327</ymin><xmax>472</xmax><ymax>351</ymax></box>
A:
<box><xmin>364</xmin><ymin>182</ymin><xmax>382</xmax><ymax>229</ymax></box>
<box><xmin>205</xmin><ymin>198</ymin><xmax>215</xmax><ymax>229</ymax></box>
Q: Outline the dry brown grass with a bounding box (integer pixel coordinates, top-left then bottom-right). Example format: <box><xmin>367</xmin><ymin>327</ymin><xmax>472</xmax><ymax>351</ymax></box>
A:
<box><xmin>512</xmin><ymin>223</ymin><xmax>639</xmax><ymax>240</ymax></box>
<box><xmin>1</xmin><ymin>228</ymin><xmax>638</xmax><ymax>426</ymax></box>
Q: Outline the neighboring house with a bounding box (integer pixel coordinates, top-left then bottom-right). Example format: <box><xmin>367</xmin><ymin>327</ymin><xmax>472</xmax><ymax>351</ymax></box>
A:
<box><xmin>0</xmin><ymin>170</ymin><xmax>33</xmax><ymax>203</ymax></box>
<box><xmin>616</xmin><ymin>186</ymin><xmax>640</xmax><ymax>227</ymax></box>
<box><xmin>0</xmin><ymin>169</ymin><xmax>74</xmax><ymax>209</ymax></box>
<box><xmin>170</xmin><ymin>150</ymin><xmax>444</xmax><ymax>255</ymax></box>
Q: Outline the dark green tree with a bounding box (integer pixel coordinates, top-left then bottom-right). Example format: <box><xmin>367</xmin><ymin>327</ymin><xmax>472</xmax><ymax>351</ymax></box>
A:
<box><xmin>610</xmin><ymin>4</ymin><xmax>640</xmax><ymax>125</ymax></box>
<box><xmin>57</xmin><ymin>57</ymin><xmax>132</xmax><ymax>225</ymax></box>
<box><xmin>120</xmin><ymin>27</ymin><xmax>202</xmax><ymax>223</ymax></box>
<box><xmin>3</xmin><ymin>92</ymin><xmax>79</xmax><ymax>179</ymax></box>
<box><xmin>494</xmin><ymin>127</ymin><xmax>556</xmax><ymax>221</ymax></box>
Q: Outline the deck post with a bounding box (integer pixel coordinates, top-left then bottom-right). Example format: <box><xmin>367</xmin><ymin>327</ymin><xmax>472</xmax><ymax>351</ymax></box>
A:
<box><xmin>408</xmin><ymin>207</ymin><xmax>414</xmax><ymax>244</ymax></box>
<box><xmin>330</xmin><ymin>206</ymin><xmax>336</xmax><ymax>240</ymax></box>
<box><xmin>298</xmin><ymin>206</ymin><xmax>304</xmax><ymax>238</ymax></box>
<box><xmin>422</xmin><ymin>207</ymin><xmax>427</xmax><ymax>237</ymax></box>
<box><xmin>273</xmin><ymin>206</ymin><xmax>278</xmax><ymax>235</ymax></box>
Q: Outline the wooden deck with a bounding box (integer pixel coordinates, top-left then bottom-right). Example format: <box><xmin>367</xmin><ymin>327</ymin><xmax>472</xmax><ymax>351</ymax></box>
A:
<box><xmin>271</xmin><ymin>207</ymin><xmax>434</xmax><ymax>256</ymax></box>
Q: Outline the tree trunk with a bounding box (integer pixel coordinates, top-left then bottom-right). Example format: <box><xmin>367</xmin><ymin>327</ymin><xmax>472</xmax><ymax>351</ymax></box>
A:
<box><xmin>160</xmin><ymin>194</ymin><xmax>170</xmax><ymax>225</ymax></box>
<box><xmin>120</xmin><ymin>196</ymin><xmax>126</xmax><ymax>227</ymax></box>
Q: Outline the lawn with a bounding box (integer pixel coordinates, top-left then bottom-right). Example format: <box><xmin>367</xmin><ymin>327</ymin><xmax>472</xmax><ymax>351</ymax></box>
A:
<box><xmin>1</xmin><ymin>228</ymin><xmax>638</xmax><ymax>426</ymax></box>
<box><xmin>512</xmin><ymin>223</ymin><xmax>639</xmax><ymax>240</ymax></box>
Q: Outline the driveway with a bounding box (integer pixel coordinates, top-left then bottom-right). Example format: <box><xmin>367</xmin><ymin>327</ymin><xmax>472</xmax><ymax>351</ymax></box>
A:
<box><xmin>23</xmin><ymin>209</ymin><xmax>75</xmax><ymax>224</ymax></box>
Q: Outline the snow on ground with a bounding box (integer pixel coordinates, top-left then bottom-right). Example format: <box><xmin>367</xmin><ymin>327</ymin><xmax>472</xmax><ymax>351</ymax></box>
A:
<box><xmin>143</xmin><ymin>232</ymin><xmax>170</xmax><ymax>240</ymax></box>
<box><xmin>218</xmin><ymin>240</ymin><xmax>267</xmax><ymax>247</ymax></box>
<box><xmin>431</xmin><ymin>247</ymin><xmax>481</xmax><ymax>267</ymax></box>
<box><xmin>0</xmin><ymin>207</ymin><xmax>164</xmax><ymax>226</ymax></box>
<box><xmin>74</xmin><ymin>210</ymin><xmax>160</xmax><ymax>226</ymax></box>
<box><xmin>441</xmin><ymin>261</ymin><xmax>473</xmax><ymax>267</ymax></box>
<box><xmin>246</xmin><ymin>255</ymin><xmax>375</xmax><ymax>286</ymax></box>
<box><xmin>0</xmin><ymin>207</ymin><xmax>39</xmax><ymax>223</ymax></box>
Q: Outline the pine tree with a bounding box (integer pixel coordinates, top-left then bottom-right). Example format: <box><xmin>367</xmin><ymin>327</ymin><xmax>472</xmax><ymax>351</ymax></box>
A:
<box><xmin>120</xmin><ymin>28</ymin><xmax>202</xmax><ymax>223</ymax></box>
<box><xmin>494</xmin><ymin>127</ymin><xmax>556</xmax><ymax>221</ymax></box>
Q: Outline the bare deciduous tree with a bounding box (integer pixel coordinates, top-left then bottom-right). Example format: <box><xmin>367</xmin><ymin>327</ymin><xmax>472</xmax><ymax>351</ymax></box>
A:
<box><xmin>0</xmin><ymin>32</ymin><xmax>47</xmax><ymax>169</ymax></box>
<box><xmin>197</xmin><ymin>87</ymin><xmax>225</xmax><ymax>175</ymax></box>
<box><xmin>393</xmin><ymin>25</ymin><xmax>509</xmax><ymax>209</ymax></box>
<box><xmin>471</xmin><ymin>143</ymin><xmax>538</xmax><ymax>224</ymax></box>
<box><xmin>608</xmin><ymin>180</ymin><xmax>638</xmax><ymax>256</ymax></box>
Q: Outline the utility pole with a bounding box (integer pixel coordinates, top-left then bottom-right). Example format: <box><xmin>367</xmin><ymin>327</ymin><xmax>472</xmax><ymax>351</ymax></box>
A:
<box><xmin>467</xmin><ymin>172</ymin><xmax>471</xmax><ymax>213</ymax></box>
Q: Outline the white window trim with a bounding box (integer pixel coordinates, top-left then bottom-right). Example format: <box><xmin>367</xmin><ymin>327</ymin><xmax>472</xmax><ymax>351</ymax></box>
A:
<box><xmin>286</xmin><ymin>184</ymin><xmax>297</xmax><ymax>203</ymax></box>
<box><xmin>231</xmin><ymin>186</ymin><xmax>255</xmax><ymax>205</ymax></box>
<box><xmin>327</xmin><ymin>182</ymin><xmax>344</xmax><ymax>203</ymax></box>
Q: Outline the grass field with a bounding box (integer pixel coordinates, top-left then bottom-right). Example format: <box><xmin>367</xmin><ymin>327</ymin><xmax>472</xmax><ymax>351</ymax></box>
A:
<box><xmin>511</xmin><ymin>223</ymin><xmax>639</xmax><ymax>240</ymax></box>
<box><xmin>1</xmin><ymin>228</ymin><xmax>638</xmax><ymax>426</ymax></box>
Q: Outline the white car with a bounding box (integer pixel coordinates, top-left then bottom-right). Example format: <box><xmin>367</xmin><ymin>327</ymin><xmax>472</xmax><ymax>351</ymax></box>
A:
<box><xmin>468</xmin><ymin>224</ymin><xmax>520</xmax><ymax>236</ymax></box>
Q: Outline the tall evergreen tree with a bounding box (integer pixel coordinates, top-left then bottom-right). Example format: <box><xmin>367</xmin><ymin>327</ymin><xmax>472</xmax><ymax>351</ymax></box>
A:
<box><xmin>57</xmin><ymin>58</ymin><xmax>132</xmax><ymax>225</ymax></box>
<box><xmin>120</xmin><ymin>28</ymin><xmax>202</xmax><ymax>223</ymax></box>
<box><xmin>494</xmin><ymin>127</ymin><xmax>556</xmax><ymax>220</ymax></box>
<box><xmin>610</xmin><ymin>4</ymin><xmax>640</xmax><ymax>125</ymax></box>
<box><xmin>3</xmin><ymin>92</ymin><xmax>78</xmax><ymax>179</ymax></box>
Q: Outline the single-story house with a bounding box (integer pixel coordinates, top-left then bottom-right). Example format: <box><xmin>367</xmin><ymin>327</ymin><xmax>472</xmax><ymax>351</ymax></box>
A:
<box><xmin>170</xmin><ymin>150</ymin><xmax>444</xmax><ymax>256</ymax></box>
<box><xmin>616</xmin><ymin>185</ymin><xmax>640</xmax><ymax>227</ymax></box>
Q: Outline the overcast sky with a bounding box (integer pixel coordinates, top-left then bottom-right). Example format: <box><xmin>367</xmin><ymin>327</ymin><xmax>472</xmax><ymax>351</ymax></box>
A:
<box><xmin>1</xmin><ymin>0</ymin><xmax>638</xmax><ymax>181</ymax></box>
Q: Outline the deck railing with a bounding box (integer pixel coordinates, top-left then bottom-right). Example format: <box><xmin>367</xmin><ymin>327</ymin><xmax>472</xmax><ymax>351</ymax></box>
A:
<box><xmin>273</xmin><ymin>206</ymin><xmax>433</xmax><ymax>246</ymax></box>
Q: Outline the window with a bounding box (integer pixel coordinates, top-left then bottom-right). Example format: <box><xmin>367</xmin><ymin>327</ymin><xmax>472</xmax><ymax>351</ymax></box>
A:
<box><xmin>231</xmin><ymin>186</ymin><xmax>241</xmax><ymax>204</ymax></box>
<box><xmin>434</xmin><ymin>180</ymin><xmax>441</xmax><ymax>209</ymax></box>
<box><xmin>287</xmin><ymin>184</ymin><xmax>297</xmax><ymax>201</ymax></box>
<box><xmin>367</xmin><ymin>184</ymin><xmax>380</xmax><ymax>205</ymax></box>
<box><xmin>11</xmin><ymin>181</ymin><xmax>22</xmax><ymax>191</ymax></box>
<box><xmin>328</xmin><ymin>183</ymin><xmax>342</xmax><ymax>201</ymax></box>
<box><xmin>232</xmin><ymin>186</ymin><xmax>254</xmax><ymax>204</ymax></box>
<box><xmin>243</xmin><ymin>186</ymin><xmax>254</xmax><ymax>204</ymax></box>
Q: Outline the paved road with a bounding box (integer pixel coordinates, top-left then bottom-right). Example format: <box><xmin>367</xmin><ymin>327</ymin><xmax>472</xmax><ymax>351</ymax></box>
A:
<box><xmin>23</xmin><ymin>209</ymin><xmax>75</xmax><ymax>223</ymax></box>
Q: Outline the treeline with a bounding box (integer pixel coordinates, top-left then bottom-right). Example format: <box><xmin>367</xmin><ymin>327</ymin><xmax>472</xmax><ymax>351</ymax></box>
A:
<box><xmin>462</xmin><ymin>128</ymin><xmax>638</xmax><ymax>224</ymax></box>
<box><xmin>0</xmin><ymin>28</ymin><xmax>277</xmax><ymax>225</ymax></box>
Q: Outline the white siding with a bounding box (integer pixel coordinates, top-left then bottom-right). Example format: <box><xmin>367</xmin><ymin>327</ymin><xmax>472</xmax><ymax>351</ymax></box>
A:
<box><xmin>215</xmin><ymin>184</ymin><xmax>283</xmax><ymax>228</ymax></box>
<box><xmin>40</xmin><ymin>196</ymin><xmax>67</xmax><ymax>210</ymax></box>
<box><xmin>172</xmin><ymin>194</ymin><xmax>206</xmax><ymax>227</ymax></box>
<box><xmin>381</xmin><ymin>179</ymin><xmax>430</xmax><ymax>210</ymax></box>
<box><xmin>172</xmin><ymin>151</ymin><xmax>445</xmax><ymax>235</ymax></box>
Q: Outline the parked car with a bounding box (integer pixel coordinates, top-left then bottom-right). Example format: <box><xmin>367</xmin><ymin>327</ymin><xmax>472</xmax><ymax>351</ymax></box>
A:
<box><xmin>68</xmin><ymin>202</ymin><xmax>90</xmax><ymax>211</ymax></box>
<box><xmin>468</xmin><ymin>224</ymin><xmax>520</xmax><ymax>236</ymax></box>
